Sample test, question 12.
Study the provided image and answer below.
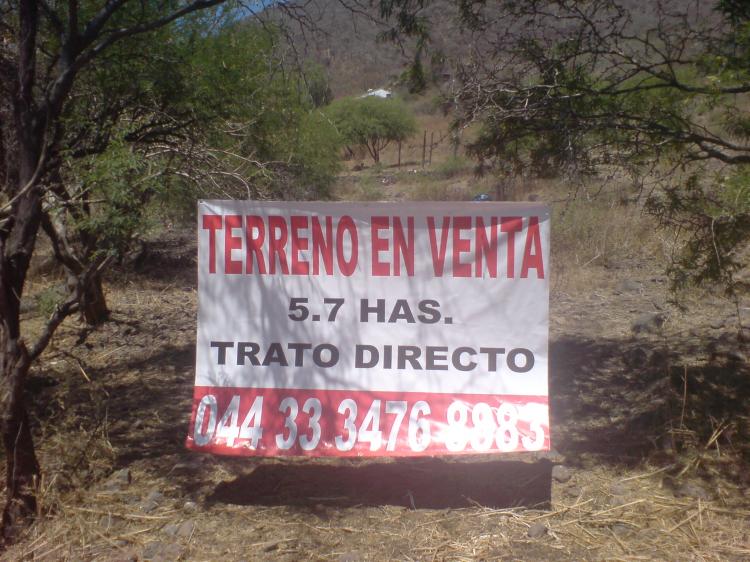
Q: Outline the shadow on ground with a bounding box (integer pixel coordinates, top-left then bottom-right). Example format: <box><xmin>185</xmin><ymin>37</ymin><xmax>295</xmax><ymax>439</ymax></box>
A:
<box><xmin>206</xmin><ymin>459</ymin><xmax>553</xmax><ymax>509</ymax></box>
<box><xmin>28</xmin><ymin>269</ymin><xmax>750</xmax><ymax>508</ymax></box>
<box><xmin>549</xmin><ymin>334</ymin><xmax>750</xmax><ymax>478</ymax></box>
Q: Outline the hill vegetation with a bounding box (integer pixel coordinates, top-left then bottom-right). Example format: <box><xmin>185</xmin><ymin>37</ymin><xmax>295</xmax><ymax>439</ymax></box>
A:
<box><xmin>326</xmin><ymin>96</ymin><xmax>418</xmax><ymax>163</ymax></box>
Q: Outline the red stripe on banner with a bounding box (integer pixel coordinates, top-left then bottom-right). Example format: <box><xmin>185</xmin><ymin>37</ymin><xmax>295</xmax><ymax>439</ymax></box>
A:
<box><xmin>186</xmin><ymin>387</ymin><xmax>550</xmax><ymax>457</ymax></box>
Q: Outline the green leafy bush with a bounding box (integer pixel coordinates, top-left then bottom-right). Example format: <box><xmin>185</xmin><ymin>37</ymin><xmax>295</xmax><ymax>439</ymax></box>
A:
<box><xmin>326</xmin><ymin>96</ymin><xmax>417</xmax><ymax>163</ymax></box>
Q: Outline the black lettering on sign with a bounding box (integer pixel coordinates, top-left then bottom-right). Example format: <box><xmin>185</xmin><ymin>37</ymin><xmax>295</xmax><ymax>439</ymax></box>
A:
<box><xmin>507</xmin><ymin>348</ymin><xmax>534</xmax><ymax>373</ymax></box>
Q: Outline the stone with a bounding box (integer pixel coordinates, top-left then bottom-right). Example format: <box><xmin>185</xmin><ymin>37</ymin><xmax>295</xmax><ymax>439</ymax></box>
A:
<box><xmin>169</xmin><ymin>463</ymin><xmax>193</xmax><ymax>476</ymax></box>
<box><xmin>551</xmin><ymin>465</ymin><xmax>572</xmax><ymax>483</ymax></box>
<box><xmin>103</xmin><ymin>468</ymin><xmax>132</xmax><ymax>491</ymax></box>
<box><xmin>609</xmin><ymin>495</ymin><xmax>628</xmax><ymax>507</ymax></box>
<box><xmin>143</xmin><ymin>541</ymin><xmax>165</xmax><ymax>559</ymax></box>
<box><xmin>338</xmin><ymin>552</ymin><xmax>361</xmax><ymax>562</ymax></box>
<box><xmin>162</xmin><ymin>523</ymin><xmax>179</xmax><ymax>536</ymax></box>
<box><xmin>139</xmin><ymin>490</ymin><xmax>165</xmax><ymax>513</ymax></box>
<box><xmin>112</xmin><ymin>468</ymin><xmax>132</xmax><ymax>484</ymax></box>
<box><xmin>110</xmin><ymin>553</ymin><xmax>138</xmax><ymax>562</ymax></box>
<box><xmin>632</xmin><ymin>312</ymin><xmax>667</xmax><ymax>334</ymax></box>
<box><xmin>139</xmin><ymin>499</ymin><xmax>159</xmax><ymax>514</ymax></box>
<box><xmin>182</xmin><ymin>501</ymin><xmax>198</xmax><ymax>512</ymax></box>
<box><xmin>618</xmin><ymin>279</ymin><xmax>642</xmax><ymax>293</ymax></box>
<box><xmin>121</xmin><ymin>494</ymin><xmax>139</xmax><ymax>505</ymax></box>
<box><xmin>610</xmin><ymin>482</ymin><xmax>628</xmax><ymax>496</ymax></box>
<box><xmin>99</xmin><ymin>514</ymin><xmax>123</xmax><ymax>529</ymax></box>
<box><xmin>176</xmin><ymin>520</ymin><xmax>195</xmax><ymax>538</ymax></box>
<box><xmin>563</xmin><ymin>486</ymin><xmax>582</xmax><ymax>498</ymax></box>
<box><xmin>142</xmin><ymin>541</ymin><xmax>184</xmax><ymax>562</ymax></box>
<box><xmin>624</xmin><ymin>346</ymin><xmax>649</xmax><ymax>368</ymax></box>
<box><xmin>674</xmin><ymin>481</ymin><xmax>714</xmax><ymax>501</ymax></box>
<box><xmin>728</xmin><ymin>350</ymin><xmax>747</xmax><ymax>363</ymax></box>
<box><xmin>156</xmin><ymin>544</ymin><xmax>185</xmax><ymax>562</ymax></box>
<box><xmin>527</xmin><ymin>521</ymin><xmax>548</xmax><ymax>539</ymax></box>
<box><xmin>611</xmin><ymin>523</ymin><xmax>632</xmax><ymax>536</ymax></box>
<box><xmin>638</xmin><ymin>529</ymin><xmax>662</xmax><ymax>542</ymax></box>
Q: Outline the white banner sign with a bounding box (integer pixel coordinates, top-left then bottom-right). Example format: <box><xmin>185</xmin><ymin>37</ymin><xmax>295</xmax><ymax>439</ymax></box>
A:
<box><xmin>187</xmin><ymin>201</ymin><xmax>550</xmax><ymax>456</ymax></box>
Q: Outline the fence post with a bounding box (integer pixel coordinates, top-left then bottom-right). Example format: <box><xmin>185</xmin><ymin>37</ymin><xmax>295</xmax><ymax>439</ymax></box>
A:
<box><xmin>429</xmin><ymin>131</ymin><xmax>434</xmax><ymax>165</ymax></box>
<box><xmin>422</xmin><ymin>130</ymin><xmax>427</xmax><ymax>168</ymax></box>
<box><xmin>398</xmin><ymin>140</ymin><xmax>402</xmax><ymax>168</ymax></box>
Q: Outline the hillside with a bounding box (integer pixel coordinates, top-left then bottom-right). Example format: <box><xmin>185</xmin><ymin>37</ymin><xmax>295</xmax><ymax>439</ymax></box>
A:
<box><xmin>271</xmin><ymin>0</ymin><xmax>689</xmax><ymax>99</ymax></box>
<box><xmin>267</xmin><ymin>0</ymin><xmax>470</xmax><ymax>97</ymax></box>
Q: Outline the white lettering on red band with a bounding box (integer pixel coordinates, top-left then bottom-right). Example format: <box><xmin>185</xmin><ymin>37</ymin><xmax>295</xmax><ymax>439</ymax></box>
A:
<box><xmin>187</xmin><ymin>388</ymin><xmax>549</xmax><ymax>457</ymax></box>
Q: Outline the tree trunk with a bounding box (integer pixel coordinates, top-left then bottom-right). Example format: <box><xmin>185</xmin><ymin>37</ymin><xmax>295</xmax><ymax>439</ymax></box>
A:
<box><xmin>43</xmin><ymin>210</ymin><xmax>110</xmax><ymax>327</ymax></box>
<box><xmin>77</xmin><ymin>270</ymin><xmax>109</xmax><ymax>326</ymax></box>
<box><xmin>0</xmin><ymin>1</ymin><xmax>44</xmax><ymax>540</ymax></box>
<box><xmin>0</xmin><ymin>340</ymin><xmax>39</xmax><ymax>545</ymax></box>
<box><xmin>0</xmin><ymin>195</ymin><xmax>43</xmax><ymax>543</ymax></box>
<box><xmin>0</xmin><ymin>155</ymin><xmax>43</xmax><ymax>544</ymax></box>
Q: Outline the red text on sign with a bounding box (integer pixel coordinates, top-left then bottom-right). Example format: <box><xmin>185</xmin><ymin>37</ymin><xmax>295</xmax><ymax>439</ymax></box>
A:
<box><xmin>202</xmin><ymin>214</ymin><xmax>545</xmax><ymax>279</ymax></box>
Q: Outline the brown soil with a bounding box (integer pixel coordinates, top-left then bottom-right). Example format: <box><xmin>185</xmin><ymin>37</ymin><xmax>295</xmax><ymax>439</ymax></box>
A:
<box><xmin>4</xmin><ymin>221</ymin><xmax>750</xmax><ymax>561</ymax></box>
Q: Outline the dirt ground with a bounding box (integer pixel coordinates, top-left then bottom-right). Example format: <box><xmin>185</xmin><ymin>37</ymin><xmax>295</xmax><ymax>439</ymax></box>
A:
<box><xmin>3</xmin><ymin>194</ymin><xmax>750</xmax><ymax>560</ymax></box>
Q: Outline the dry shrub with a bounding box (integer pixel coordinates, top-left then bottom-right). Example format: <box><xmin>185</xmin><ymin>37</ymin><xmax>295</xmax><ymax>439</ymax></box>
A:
<box><xmin>552</xmin><ymin>192</ymin><xmax>658</xmax><ymax>285</ymax></box>
<box><xmin>433</xmin><ymin>155</ymin><xmax>472</xmax><ymax>179</ymax></box>
<box><xmin>332</xmin><ymin>174</ymin><xmax>386</xmax><ymax>201</ymax></box>
<box><xmin>31</xmin><ymin>368</ymin><xmax>116</xmax><ymax>512</ymax></box>
<box><xmin>409</xmin><ymin>94</ymin><xmax>441</xmax><ymax>116</ymax></box>
<box><xmin>407</xmin><ymin>175</ymin><xmax>473</xmax><ymax>200</ymax></box>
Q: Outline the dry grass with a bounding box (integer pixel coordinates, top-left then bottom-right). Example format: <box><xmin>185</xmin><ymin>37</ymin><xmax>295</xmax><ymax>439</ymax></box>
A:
<box><xmin>4</xmin><ymin>201</ymin><xmax>746</xmax><ymax>562</ymax></box>
<box><xmin>2</xmin><ymin>94</ymin><xmax>749</xmax><ymax>561</ymax></box>
<box><xmin>5</xmin><ymin>458</ymin><xmax>749</xmax><ymax>560</ymax></box>
<box><xmin>551</xmin><ymin>190</ymin><xmax>660</xmax><ymax>293</ymax></box>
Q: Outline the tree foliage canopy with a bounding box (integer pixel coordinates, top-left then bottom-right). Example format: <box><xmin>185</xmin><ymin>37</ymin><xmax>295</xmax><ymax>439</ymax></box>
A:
<box><xmin>326</xmin><ymin>96</ymin><xmax>417</xmax><ymax>162</ymax></box>
<box><xmin>381</xmin><ymin>0</ymin><xmax>750</xmax><ymax>296</ymax></box>
<box><xmin>0</xmin><ymin>0</ymin><xmax>343</xmax><ymax>542</ymax></box>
